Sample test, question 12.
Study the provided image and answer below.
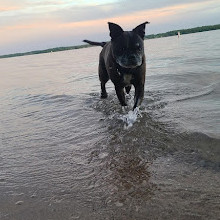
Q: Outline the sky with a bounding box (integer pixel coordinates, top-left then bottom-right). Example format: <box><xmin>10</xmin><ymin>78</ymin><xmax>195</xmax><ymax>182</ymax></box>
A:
<box><xmin>0</xmin><ymin>0</ymin><xmax>220</xmax><ymax>55</ymax></box>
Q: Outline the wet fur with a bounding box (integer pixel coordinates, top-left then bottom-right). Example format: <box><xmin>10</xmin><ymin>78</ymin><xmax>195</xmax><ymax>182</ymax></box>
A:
<box><xmin>83</xmin><ymin>22</ymin><xmax>149</xmax><ymax>110</ymax></box>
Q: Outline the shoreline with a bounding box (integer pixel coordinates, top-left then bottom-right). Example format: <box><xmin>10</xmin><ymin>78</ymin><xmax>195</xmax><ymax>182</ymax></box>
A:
<box><xmin>0</xmin><ymin>24</ymin><xmax>219</xmax><ymax>59</ymax></box>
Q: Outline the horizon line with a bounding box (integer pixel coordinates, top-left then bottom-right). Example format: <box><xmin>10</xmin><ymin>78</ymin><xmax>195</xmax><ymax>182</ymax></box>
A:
<box><xmin>1</xmin><ymin>23</ymin><xmax>219</xmax><ymax>59</ymax></box>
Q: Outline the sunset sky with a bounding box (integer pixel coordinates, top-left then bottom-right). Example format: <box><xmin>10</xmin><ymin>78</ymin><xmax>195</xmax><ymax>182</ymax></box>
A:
<box><xmin>1</xmin><ymin>0</ymin><xmax>220</xmax><ymax>55</ymax></box>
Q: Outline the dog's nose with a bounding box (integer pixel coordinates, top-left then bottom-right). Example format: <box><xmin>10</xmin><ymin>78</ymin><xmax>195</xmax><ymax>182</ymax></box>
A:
<box><xmin>129</xmin><ymin>54</ymin><xmax>136</xmax><ymax>60</ymax></box>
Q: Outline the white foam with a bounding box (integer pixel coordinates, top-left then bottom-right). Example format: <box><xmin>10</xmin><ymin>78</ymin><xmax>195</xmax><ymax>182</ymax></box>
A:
<box><xmin>119</xmin><ymin>107</ymin><xmax>142</xmax><ymax>129</ymax></box>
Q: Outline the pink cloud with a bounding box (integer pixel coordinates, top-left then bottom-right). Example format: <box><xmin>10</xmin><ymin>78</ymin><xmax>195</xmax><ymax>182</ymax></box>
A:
<box><xmin>0</xmin><ymin>0</ymin><xmax>219</xmax><ymax>55</ymax></box>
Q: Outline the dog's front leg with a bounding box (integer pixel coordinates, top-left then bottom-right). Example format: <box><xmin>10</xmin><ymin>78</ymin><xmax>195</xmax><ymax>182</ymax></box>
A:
<box><xmin>133</xmin><ymin>84</ymin><xmax>144</xmax><ymax>110</ymax></box>
<box><xmin>115</xmin><ymin>85</ymin><xmax>127</xmax><ymax>106</ymax></box>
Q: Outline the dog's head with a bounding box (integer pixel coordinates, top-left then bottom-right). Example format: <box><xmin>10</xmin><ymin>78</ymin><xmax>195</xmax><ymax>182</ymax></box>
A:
<box><xmin>108</xmin><ymin>22</ymin><xmax>149</xmax><ymax>69</ymax></box>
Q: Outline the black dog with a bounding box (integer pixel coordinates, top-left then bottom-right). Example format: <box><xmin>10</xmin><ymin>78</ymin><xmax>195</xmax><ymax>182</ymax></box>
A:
<box><xmin>84</xmin><ymin>21</ymin><xmax>149</xmax><ymax>110</ymax></box>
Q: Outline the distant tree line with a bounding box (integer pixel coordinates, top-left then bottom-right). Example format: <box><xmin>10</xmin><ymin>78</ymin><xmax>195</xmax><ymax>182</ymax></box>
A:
<box><xmin>1</xmin><ymin>24</ymin><xmax>220</xmax><ymax>59</ymax></box>
<box><xmin>145</xmin><ymin>24</ymin><xmax>220</xmax><ymax>39</ymax></box>
<box><xmin>0</xmin><ymin>44</ymin><xmax>91</xmax><ymax>59</ymax></box>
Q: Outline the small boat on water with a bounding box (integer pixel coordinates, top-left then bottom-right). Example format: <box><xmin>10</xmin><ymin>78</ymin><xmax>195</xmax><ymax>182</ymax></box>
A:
<box><xmin>178</xmin><ymin>31</ymin><xmax>181</xmax><ymax>38</ymax></box>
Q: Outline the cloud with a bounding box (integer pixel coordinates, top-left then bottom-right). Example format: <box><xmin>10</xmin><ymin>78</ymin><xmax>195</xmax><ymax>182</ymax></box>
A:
<box><xmin>46</xmin><ymin>0</ymin><xmax>216</xmax><ymax>24</ymax></box>
<box><xmin>0</xmin><ymin>0</ymin><xmax>214</xmax><ymax>27</ymax></box>
<box><xmin>0</xmin><ymin>0</ymin><xmax>220</xmax><ymax>55</ymax></box>
<box><xmin>0</xmin><ymin>6</ymin><xmax>21</xmax><ymax>12</ymax></box>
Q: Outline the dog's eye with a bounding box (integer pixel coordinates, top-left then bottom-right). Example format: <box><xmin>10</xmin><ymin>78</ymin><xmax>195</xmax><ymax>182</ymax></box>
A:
<box><xmin>136</xmin><ymin>46</ymin><xmax>141</xmax><ymax>51</ymax></box>
<box><xmin>135</xmin><ymin>43</ymin><xmax>141</xmax><ymax>51</ymax></box>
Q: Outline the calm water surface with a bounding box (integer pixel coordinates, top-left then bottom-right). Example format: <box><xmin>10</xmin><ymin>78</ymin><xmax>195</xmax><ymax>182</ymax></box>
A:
<box><xmin>0</xmin><ymin>30</ymin><xmax>220</xmax><ymax>220</ymax></box>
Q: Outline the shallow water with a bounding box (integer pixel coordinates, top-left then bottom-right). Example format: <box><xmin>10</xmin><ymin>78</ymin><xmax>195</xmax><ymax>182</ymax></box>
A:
<box><xmin>0</xmin><ymin>30</ymin><xmax>220</xmax><ymax>220</ymax></box>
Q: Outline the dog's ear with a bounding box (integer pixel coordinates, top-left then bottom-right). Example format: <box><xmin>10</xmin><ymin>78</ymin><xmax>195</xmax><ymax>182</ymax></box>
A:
<box><xmin>108</xmin><ymin>22</ymin><xmax>124</xmax><ymax>40</ymax></box>
<box><xmin>133</xmin><ymin>21</ymin><xmax>150</xmax><ymax>39</ymax></box>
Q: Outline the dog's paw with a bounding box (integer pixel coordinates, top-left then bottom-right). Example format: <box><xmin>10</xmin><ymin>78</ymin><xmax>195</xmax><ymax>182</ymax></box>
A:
<box><xmin>101</xmin><ymin>93</ymin><xmax>108</xmax><ymax>98</ymax></box>
<box><xmin>121</xmin><ymin>105</ymin><xmax>129</xmax><ymax>113</ymax></box>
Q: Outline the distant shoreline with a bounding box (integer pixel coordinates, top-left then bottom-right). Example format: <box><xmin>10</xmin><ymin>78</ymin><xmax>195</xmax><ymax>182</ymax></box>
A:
<box><xmin>1</xmin><ymin>24</ymin><xmax>219</xmax><ymax>59</ymax></box>
<box><xmin>144</xmin><ymin>24</ymin><xmax>220</xmax><ymax>39</ymax></box>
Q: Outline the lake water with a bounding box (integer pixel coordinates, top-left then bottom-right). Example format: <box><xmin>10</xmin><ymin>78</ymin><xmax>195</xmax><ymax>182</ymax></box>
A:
<box><xmin>0</xmin><ymin>30</ymin><xmax>220</xmax><ymax>219</ymax></box>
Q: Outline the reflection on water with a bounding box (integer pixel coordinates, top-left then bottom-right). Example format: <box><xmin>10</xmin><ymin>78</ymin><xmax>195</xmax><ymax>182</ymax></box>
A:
<box><xmin>107</xmin><ymin>152</ymin><xmax>155</xmax><ymax>206</ymax></box>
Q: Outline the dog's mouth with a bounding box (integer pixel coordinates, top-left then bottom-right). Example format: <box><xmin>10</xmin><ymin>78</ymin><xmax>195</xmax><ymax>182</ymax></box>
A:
<box><xmin>116</xmin><ymin>59</ymin><xmax>142</xmax><ymax>69</ymax></box>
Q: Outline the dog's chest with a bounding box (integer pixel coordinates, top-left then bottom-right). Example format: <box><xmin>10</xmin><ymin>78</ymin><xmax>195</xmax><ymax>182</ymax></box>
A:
<box><xmin>115</xmin><ymin>69</ymin><xmax>134</xmax><ymax>86</ymax></box>
<box><xmin>123</xmin><ymin>74</ymin><xmax>132</xmax><ymax>85</ymax></box>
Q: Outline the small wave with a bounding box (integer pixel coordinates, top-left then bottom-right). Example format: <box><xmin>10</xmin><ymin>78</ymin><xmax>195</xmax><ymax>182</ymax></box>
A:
<box><xmin>175</xmin><ymin>84</ymin><xmax>215</xmax><ymax>102</ymax></box>
<box><xmin>182</xmin><ymin>131</ymin><xmax>220</xmax><ymax>169</ymax></box>
<box><xmin>20</xmin><ymin>94</ymin><xmax>76</xmax><ymax>106</ymax></box>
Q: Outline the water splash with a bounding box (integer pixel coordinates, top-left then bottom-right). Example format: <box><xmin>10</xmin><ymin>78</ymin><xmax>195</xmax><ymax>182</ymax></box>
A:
<box><xmin>119</xmin><ymin>107</ymin><xmax>142</xmax><ymax>129</ymax></box>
